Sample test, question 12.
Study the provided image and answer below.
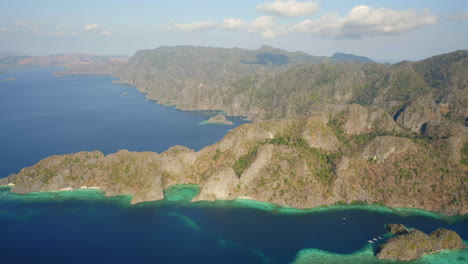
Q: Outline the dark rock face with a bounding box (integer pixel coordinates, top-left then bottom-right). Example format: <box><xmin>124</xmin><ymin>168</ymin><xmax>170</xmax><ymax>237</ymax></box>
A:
<box><xmin>395</xmin><ymin>95</ymin><xmax>442</xmax><ymax>133</ymax></box>
<box><xmin>377</xmin><ymin>227</ymin><xmax>466</xmax><ymax>260</ymax></box>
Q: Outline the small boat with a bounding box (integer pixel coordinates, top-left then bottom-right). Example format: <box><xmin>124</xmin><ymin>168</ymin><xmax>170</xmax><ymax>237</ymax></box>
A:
<box><xmin>368</xmin><ymin>240</ymin><xmax>374</xmax><ymax>243</ymax></box>
<box><xmin>373</xmin><ymin>238</ymin><xmax>378</xmax><ymax>241</ymax></box>
<box><xmin>342</xmin><ymin>217</ymin><xmax>346</xmax><ymax>220</ymax></box>
<box><xmin>378</xmin><ymin>236</ymin><xmax>383</xmax><ymax>239</ymax></box>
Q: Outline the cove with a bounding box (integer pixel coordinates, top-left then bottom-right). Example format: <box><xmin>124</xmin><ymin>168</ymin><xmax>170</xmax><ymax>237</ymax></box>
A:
<box><xmin>0</xmin><ymin>185</ymin><xmax>467</xmax><ymax>263</ymax></box>
<box><xmin>0</xmin><ymin>67</ymin><xmax>248</xmax><ymax>178</ymax></box>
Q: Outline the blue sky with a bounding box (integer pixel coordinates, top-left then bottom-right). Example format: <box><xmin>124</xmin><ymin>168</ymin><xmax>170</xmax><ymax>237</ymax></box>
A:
<box><xmin>0</xmin><ymin>0</ymin><xmax>467</xmax><ymax>62</ymax></box>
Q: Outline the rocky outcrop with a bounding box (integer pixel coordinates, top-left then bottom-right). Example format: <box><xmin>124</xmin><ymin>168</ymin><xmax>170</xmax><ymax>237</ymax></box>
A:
<box><xmin>362</xmin><ymin>136</ymin><xmax>416</xmax><ymax>163</ymax></box>
<box><xmin>1</xmin><ymin>112</ymin><xmax>466</xmax><ymax>215</ymax></box>
<box><xmin>302</xmin><ymin>115</ymin><xmax>340</xmax><ymax>152</ymax></box>
<box><xmin>377</xmin><ymin>227</ymin><xmax>466</xmax><ymax>260</ymax></box>
<box><xmin>386</xmin><ymin>223</ymin><xmax>409</xmax><ymax>235</ymax></box>
<box><xmin>396</xmin><ymin>95</ymin><xmax>442</xmax><ymax>133</ymax></box>
<box><xmin>206</xmin><ymin>114</ymin><xmax>233</xmax><ymax>125</ymax></box>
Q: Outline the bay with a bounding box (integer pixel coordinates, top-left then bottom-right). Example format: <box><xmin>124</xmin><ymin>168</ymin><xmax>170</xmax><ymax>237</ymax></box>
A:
<box><xmin>0</xmin><ymin>67</ymin><xmax>247</xmax><ymax>178</ymax></box>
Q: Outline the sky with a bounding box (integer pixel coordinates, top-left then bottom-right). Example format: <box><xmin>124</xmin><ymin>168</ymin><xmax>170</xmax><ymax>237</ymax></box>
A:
<box><xmin>0</xmin><ymin>0</ymin><xmax>467</xmax><ymax>62</ymax></box>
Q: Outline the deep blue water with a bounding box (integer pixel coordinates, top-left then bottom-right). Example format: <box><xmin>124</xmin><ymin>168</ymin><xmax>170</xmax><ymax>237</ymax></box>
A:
<box><xmin>0</xmin><ymin>67</ymin><xmax>247</xmax><ymax>178</ymax></box>
<box><xmin>0</xmin><ymin>187</ymin><xmax>467</xmax><ymax>264</ymax></box>
<box><xmin>0</xmin><ymin>68</ymin><xmax>467</xmax><ymax>263</ymax></box>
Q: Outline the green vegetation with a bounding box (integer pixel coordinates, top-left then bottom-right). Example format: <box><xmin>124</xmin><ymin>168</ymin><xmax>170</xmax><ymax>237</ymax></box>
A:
<box><xmin>213</xmin><ymin>149</ymin><xmax>222</xmax><ymax>161</ymax></box>
<box><xmin>461</xmin><ymin>141</ymin><xmax>468</xmax><ymax>167</ymax></box>
<box><xmin>233</xmin><ymin>147</ymin><xmax>258</xmax><ymax>178</ymax></box>
<box><xmin>389</xmin><ymin>71</ymin><xmax>427</xmax><ymax>102</ymax></box>
<box><xmin>265</xmin><ymin>136</ymin><xmax>308</xmax><ymax>147</ymax></box>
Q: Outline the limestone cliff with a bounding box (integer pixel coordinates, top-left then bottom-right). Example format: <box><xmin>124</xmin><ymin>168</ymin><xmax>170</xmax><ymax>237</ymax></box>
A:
<box><xmin>113</xmin><ymin>47</ymin><xmax>467</xmax><ymax>134</ymax></box>
<box><xmin>2</xmin><ymin>105</ymin><xmax>466</xmax><ymax>214</ymax></box>
<box><xmin>377</xmin><ymin>226</ymin><xmax>466</xmax><ymax>260</ymax></box>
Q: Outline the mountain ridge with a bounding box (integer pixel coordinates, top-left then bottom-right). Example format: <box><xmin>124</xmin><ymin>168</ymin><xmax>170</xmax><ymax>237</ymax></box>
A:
<box><xmin>1</xmin><ymin>46</ymin><xmax>466</xmax><ymax>216</ymax></box>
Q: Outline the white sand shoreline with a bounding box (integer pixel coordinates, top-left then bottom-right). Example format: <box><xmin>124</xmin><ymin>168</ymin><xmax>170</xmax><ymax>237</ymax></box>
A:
<box><xmin>80</xmin><ymin>186</ymin><xmax>100</xmax><ymax>189</ymax></box>
<box><xmin>55</xmin><ymin>186</ymin><xmax>100</xmax><ymax>191</ymax></box>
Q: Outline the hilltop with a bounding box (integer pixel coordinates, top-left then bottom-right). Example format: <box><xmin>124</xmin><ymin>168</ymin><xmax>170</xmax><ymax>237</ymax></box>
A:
<box><xmin>1</xmin><ymin>46</ymin><xmax>466</xmax><ymax>215</ymax></box>
<box><xmin>330</xmin><ymin>52</ymin><xmax>374</xmax><ymax>63</ymax></box>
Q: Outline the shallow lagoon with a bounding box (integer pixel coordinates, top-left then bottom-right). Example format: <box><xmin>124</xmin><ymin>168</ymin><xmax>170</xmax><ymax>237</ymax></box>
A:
<box><xmin>0</xmin><ymin>186</ymin><xmax>467</xmax><ymax>263</ymax></box>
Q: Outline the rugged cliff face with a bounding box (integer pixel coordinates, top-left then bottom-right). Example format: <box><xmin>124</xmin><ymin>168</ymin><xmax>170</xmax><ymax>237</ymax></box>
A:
<box><xmin>113</xmin><ymin>47</ymin><xmax>467</xmax><ymax>131</ymax></box>
<box><xmin>2</xmin><ymin>105</ymin><xmax>466</xmax><ymax>214</ymax></box>
<box><xmin>377</xmin><ymin>225</ymin><xmax>466</xmax><ymax>260</ymax></box>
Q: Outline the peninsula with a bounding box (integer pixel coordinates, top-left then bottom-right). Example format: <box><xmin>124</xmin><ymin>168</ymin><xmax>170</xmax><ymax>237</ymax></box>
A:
<box><xmin>1</xmin><ymin>46</ymin><xmax>466</xmax><ymax>216</ymax></box>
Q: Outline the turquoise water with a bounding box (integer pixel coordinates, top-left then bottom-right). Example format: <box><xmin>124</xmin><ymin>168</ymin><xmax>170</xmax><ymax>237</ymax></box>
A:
<box><xmin>0</xmin><ymin>186</ymin><xmax>466</xmax><ymax>263</ymax></box>
<box><xmin>0</xmin><ymin>67</ymin><xmax>248</xmax><ymax>178</ymax></box>
<box><xmin>0</xmin><ymin>68</ymin><xmax>466</xmax><ymax>263</ymax></box>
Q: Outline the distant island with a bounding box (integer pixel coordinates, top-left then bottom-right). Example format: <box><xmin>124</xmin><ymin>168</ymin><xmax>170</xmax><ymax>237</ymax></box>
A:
<box><xmin>206</xmin><ymin>114</ymin><xmax>233</xmax><ymax>125</ymax></box>
<box><xmin>0</xmin><ymin>52</ymin><xmax>128</xmax><ymax>75</ymax></box>
<box><xmin>0</xmin><ymin>46</ymin><xmax>466</xmax><ymax>217</ymax></box>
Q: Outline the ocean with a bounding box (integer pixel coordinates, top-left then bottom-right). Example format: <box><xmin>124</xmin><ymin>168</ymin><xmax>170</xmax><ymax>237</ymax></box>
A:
<box><xmin>0</xmin><ymin>68</ymin><xmax>466</xmax><ymax>263</ymax></box>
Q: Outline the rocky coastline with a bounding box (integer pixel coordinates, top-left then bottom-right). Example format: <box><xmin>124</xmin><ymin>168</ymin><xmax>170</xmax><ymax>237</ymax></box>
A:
<box><xmin>1</xmin><ymin>106</ymin><xmax>466</xmax><ymax>215</ymax></box>
<box><xmin>377</xmin><ymin>224</ymin><xmax>466</xmax><ymax>260</ymax></box>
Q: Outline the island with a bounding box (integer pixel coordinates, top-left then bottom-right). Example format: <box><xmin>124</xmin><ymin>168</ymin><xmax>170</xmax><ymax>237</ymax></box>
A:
<box><xmin>206</xmin><ymin>114</ymin><xmax>233</xmax><ymax>125</ymax></box>
<box><xmin>0</xmin><ymin>47</ymin><xmax>466</xmax><ymax>216</ymax></box>
<box><xmin>377</xmin><ymin>224</ymin><xmax>466</xmax><ymax>260</ymax></box>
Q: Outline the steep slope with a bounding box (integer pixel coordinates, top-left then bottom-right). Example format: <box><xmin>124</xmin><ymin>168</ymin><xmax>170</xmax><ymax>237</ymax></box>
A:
<box><xmin>113</xmin><ymin>46</ymin><xmax>330</xmax><ymax>120</ymax></box>
<box><xmin>377</xmin><ymin>226</ymin><xmax>465</xmax><ymax>260</ymax></box>
<box><xmin>115</xmin><ymin>47</ymin><xmax>467</xmax><ymax>134</ymax></box>
<box><xmin>2</xmin><ymin>105</ymin><xmax>466</xmax><ymax>215</ymax></box>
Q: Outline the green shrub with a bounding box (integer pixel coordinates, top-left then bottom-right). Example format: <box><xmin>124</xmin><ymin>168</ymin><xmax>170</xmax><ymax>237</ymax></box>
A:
<box><xmin>233</xmin><ymin>147</ymin><xmax>258</xmax><ymax>178</ymax></box>
<box><xmin>213</xmin><ymin>149</ymin><xmax>222</xmax><ymax>160</ymax></box>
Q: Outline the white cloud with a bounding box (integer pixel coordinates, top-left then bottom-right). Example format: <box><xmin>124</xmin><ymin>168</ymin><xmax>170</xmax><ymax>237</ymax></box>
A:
<box><xmin>257</xmin><ymin>0</ymin><xmax>319</xmax><ymax>17</ymax></box>
<box><xmin>291</xmin><ymin>5</ymin><xmax>438</xmax><ymax>38</ymax></box>
<box><xmin>162</xmin><ymin>16</ymin><xmax>284</xmax><ymax>39</ymax></box>
<box><xmin>448</xmin><ymin>13</ymin><xmax>468</xmax><ymax>22</ymax></box>
<box><xmin>162</xmin><ymin>5</ymin><xmax>437</xmax><ymax>40</ymax></box>
<box><xmin>16</xmin><ymin>21</ymin><xmax>31</xmax><ymax>28</ymax></box>
<box><xmin>163</xmin><ymin>21</ymin><xmax>217</xmax><ymax>31</ymax></box>
<box><xmin>100</xmin><ymin>30</ymin><xmax>111</xmax><ymax>35</ymax></box>
<box><xmin>221</xmin><ymin>18</ymin><xmax>247</xmax><ymax>31</ymax></box>
<box><xmin>0</xmin><ymin>27</ymin><xmax>8</xmax><ymax>32</ymax></box>
<box><xmin>58</xmin><ymin>24</ymin><xmax>70</xmax><ymax>29</ymax></box>
<box><xmin>84</xmin><ymin>24</ymin><xmax>101</xmax><ymax>32</ymax></box>
<box><xmin>247</xmin><ymin>16</ymin><xmax>286</xmax><ymax>39</ymax></box>
<box><xmin>72</xmin><ymin>32</ymin><xmax>78</xmax><ymax>36</ymax></box>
